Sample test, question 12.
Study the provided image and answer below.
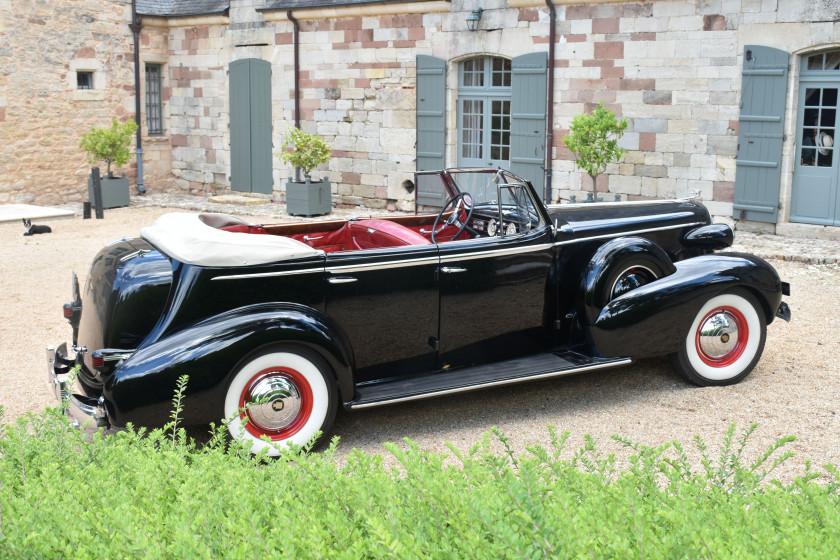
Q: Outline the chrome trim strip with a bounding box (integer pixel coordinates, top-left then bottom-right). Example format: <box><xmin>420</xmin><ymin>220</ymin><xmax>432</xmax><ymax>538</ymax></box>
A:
<box><xmin>327</xmin><ymin>276</ymin><xmax>358</xmax><ymax>284</ymax></box>
<box><xmin>327</xmin><ymin>256</ymin><xmax>439</xmax><ymax>273</ymax></box>
<box><xmin>439</xmin><ymin>242</ymin><xmax>554</xmax><ymax>262</ymax></box>
<box><xmin>211</xmin><ymin>267</ymin><xmax>325</xmax><ymax>281</ymax></box>
<box><xmin>349</xmin><ymin>358</ymin><xmax>632</xmax><ymax>409</ymax></box>
<box><xmin>553</xmin><ymin>222</ymin><xmax>704</xmax><ymax>247</ymax></box>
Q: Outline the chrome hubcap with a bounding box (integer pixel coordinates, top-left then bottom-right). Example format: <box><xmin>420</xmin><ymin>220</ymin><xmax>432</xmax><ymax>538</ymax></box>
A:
<box><xmin>245</xmin><ymin>374</ymin><xmax>302</xmax><ymax>431</ymax></box>
<box><xmin>697</xmin><ymin>311</ymin><xmax>740</xmax><ymax>359</ymax></box>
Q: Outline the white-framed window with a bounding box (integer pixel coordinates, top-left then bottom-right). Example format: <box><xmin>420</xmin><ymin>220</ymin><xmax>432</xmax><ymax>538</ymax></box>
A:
<box><xmin>457</xmin><ymin>56</ymin><xmax>511</xmax><ymax>168</ymax></box>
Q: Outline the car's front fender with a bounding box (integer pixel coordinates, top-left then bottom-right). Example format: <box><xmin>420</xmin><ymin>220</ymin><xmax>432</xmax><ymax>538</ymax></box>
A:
<box><xmin>590</xmin><ymin>253</ymin><xmax>784</xmax><ymax>359</ymax></box>
<box><xmin>102</xmin><ymin>303</ymin><xmax>354</xmax><ymax>428</ymax></box>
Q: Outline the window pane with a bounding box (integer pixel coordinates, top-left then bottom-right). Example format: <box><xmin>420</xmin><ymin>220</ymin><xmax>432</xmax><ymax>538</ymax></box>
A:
<box><xmin>77</xmin><ymin>72</ymin><xmax>93</xmax><ymax>90</ymax></box>
<box><xmin>807</xmin><ymin>54</ymin><xmax>824</xmax><ymax>70</ymax></box>
<box><xmin>823</xmin><ymin>88</ymin><xmax>838</xmax><ymax>107</ymax></box>
<box><xmin>145</xmin><ymin>64</ymin><xmax>163</xmax><ymax>135</ymax></box>
<box><xmin>826</xmin><ymin>52</ymin><xmax>840</xmax><ymax>70</ymax></box>
<box><xmin>461</xmin><ymin>98</ymin><xmax>483</xmax><ymax>159</ymax></box>
<box><xmin>462</xmin><ymin>58</ymin><xmax>484</xmax><ymax>87</ymax></box>
<box><xmin>805</xmin><ymin>89</ymin><xmax>820</xmax><ymax>107</ymax></box>
<box><xmin>491</xmin><ymin>57</ymin><xmax>511</xmax><ymax>88</ymax></box>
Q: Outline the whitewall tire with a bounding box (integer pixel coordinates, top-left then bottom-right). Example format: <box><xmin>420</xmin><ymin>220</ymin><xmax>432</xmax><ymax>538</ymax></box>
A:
<box><xmin>224</xmin><ymin>347</ymin><xmax>337</xmax><ymax>456</ymax></box>
<box><xmin>670</xmin><ymin>290</ymin><xmax>766</xmax><ymax>386</ymax></box>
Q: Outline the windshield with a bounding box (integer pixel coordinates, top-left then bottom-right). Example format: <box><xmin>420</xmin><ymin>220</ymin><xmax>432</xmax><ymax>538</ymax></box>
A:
<box><xmin>448</xmin><ymin>169</ymin><xmax>545</xmax><ymax>233</ymax></box>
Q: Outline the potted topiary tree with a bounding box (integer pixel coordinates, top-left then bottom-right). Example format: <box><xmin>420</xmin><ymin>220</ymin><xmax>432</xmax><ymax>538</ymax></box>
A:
<box><xmin>563</xmin><ymin>101</ymin><xmax>628</xmax><ymax>202</ymax></box>
<box><xmin>80</xmin><ymin>118</ymin><xmax>139</xmax><ymax>208</ymax></box>
<box><xmin>278</xmin><ymin>127</ymin><xmax>332</xmax><ymax>216</ymax></box>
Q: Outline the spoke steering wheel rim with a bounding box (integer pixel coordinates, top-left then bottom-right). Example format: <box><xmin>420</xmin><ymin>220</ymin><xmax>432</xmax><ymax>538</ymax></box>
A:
<box><xmin>431</xmin><ymin>192</ymin><xmax>474</xmax><ymax>243</ymax></box>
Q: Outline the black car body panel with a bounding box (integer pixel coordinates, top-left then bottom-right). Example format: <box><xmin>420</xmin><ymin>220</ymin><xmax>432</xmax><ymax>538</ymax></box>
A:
<box><xmin>50</xmin><ymin>169</ymin><xmax>790</xmax><ymax>445</ymax></box>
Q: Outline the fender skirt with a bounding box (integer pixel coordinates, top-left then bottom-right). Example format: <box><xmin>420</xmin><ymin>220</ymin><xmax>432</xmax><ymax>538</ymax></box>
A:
<box><xmin>590</xmin><ymin>253</ymin><xmax>784</xmax><ymax>359</ymax></box>
<box><xmin>103</xmin><ymin>303</ymin><xmax>354</xmax><ymax>428</ymax></box>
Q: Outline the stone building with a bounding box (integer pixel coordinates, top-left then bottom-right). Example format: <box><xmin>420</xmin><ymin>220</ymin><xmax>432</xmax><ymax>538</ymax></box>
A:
<box><xmin>4</xmin><ymin>0</ymin><xmax>840</xmax><ymax>231</ymax></box>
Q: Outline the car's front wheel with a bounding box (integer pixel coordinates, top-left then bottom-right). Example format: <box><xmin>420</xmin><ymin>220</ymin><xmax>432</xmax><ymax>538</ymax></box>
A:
<box><xmin>670</xmin><ymin>290</ymin><xmax>766</xmax><ymax>386</ymax></box>
<box><xmin>224</xmin><ymin>346</ymin><xmax>337</xmax><ymax>455</ymax></box>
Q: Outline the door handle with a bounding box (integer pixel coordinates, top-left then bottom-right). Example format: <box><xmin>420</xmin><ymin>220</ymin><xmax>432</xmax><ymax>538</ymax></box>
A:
<box><xmin>327</xmin><ymin>276</ymin><xmax>357</xmax><ymax>284</ymax></box>
<box><xmin>440</xmin><ymin>266</ymin><xmax>467</xmax><ymax>274</ymax></box>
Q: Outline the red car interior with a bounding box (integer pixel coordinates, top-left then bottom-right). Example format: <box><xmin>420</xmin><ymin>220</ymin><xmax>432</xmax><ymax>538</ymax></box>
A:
<box><xmin>220</xmin><ymin>216</ymin><xmax>465</xmax><ymax>252</ymax></box>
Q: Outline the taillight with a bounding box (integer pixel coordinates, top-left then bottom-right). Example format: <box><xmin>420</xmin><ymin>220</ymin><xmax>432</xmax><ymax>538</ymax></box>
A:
<box><xmin>92</xmin><ymin>355</ymin><xmax>104</xmax><ymax>369</ymax></box>
<box><xmin>63</xmin><ymin>304</ymin><xmax>73</xmax><ymax>318</ymax></box>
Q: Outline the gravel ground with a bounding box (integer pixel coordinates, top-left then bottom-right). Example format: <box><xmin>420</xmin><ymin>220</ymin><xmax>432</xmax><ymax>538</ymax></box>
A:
<box><xmin>2</xmin><ymin>198</ymin><xmax>839</xmax><ymax>479</ymax></box>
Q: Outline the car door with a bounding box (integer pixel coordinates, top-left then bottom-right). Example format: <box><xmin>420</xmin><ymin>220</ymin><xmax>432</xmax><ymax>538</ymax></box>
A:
<box><xmin>325</xmin><ymin>243</ymin><xmax>440</xmax><ymax>384</ymax></box>
<box><xmin>437</xmin><ymin>184</ymin><xmax>555</xmax><ymax>369</ymax></box>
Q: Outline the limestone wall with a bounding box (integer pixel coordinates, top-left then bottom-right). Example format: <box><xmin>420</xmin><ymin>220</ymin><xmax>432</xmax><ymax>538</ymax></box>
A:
<box><xmin>0</xmin><ymin>0</ymin><xmax>135</xmax><ymax>205</ymax></box>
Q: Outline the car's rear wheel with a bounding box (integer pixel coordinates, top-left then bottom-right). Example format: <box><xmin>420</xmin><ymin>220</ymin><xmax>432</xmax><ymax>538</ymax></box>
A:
<box><xmin>224</xmin><ymin>347</ymin><xmax>337</xmax><ymax>455</ymax></box>
<box><xmin>669</xmin><ymin>290</ymin><xmax>766</xmax><ymax>386</ymax></box>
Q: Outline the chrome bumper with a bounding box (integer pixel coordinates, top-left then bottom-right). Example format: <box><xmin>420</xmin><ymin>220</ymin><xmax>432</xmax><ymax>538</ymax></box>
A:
<box><xmin>47</xmin><ymin>343</ymin><xmax>109</xmax><ymax>429</ymax></box>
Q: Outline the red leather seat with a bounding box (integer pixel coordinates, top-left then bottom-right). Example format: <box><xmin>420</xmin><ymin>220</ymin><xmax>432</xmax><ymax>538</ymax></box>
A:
<box><xmin>349</xmin><ymin>219</ymin><xmax>431</xmax><ymax>250</ymax></box>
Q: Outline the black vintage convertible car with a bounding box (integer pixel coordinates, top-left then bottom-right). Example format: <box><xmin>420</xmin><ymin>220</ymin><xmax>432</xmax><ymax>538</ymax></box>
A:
<box><xmin>49</xmin><ymin>169</ymin><xmax>790</xmax><ymax>455</ymax></box>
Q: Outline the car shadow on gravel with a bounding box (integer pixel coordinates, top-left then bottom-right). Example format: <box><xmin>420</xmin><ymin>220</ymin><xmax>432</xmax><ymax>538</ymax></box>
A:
<box><xmin>330</xmin><ymin>356</ymin><xmax>693</xmax><ymax>450</ymax></box>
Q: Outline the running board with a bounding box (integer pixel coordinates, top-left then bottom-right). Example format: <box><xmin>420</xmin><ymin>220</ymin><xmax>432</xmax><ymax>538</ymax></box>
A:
<box><xmin>348</xmin><ymin>351</ymin><xmax>631</xmax><ymax>409</ymax></box>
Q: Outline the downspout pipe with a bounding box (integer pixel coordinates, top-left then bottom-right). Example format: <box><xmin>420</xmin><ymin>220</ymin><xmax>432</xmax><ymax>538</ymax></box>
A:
<box><xmin>544</xmin><ymin>0</ymin><xmax>556</xmax><ymax>203</ymax></box>
<box><xmin>130</xmin><ymin>0</ymin><xmax>146</xmax><ymax>194</ymax></box>
<box><xmin>288</xmin><ymin>10</ymin><xmax>301</xmax><ymax>183</ymax></box>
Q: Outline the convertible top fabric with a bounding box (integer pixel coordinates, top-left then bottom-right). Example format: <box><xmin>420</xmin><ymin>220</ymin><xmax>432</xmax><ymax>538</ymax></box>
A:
<box><xmin>141</xmin><ymin>213</ymin><xmax>324</xmax><ymax>267</ymax></box>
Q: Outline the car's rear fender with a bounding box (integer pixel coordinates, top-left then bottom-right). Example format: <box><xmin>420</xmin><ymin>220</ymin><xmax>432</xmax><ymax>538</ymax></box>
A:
<box><xmin>589</xmin><ymin>253</ymin><xmax>783</xmax><ymax>359</ymax></box>
<box><xmin>102</xmin><ymin>303</ymin><xmax>354</xmax><ymax>428</ymax></box>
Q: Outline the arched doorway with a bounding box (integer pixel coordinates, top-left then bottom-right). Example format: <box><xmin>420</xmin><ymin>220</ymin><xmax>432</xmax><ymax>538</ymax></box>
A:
<box><xmin>791</xmin><ymin>50</ymin><xmax>840</xmax><ymax>225</ymax></box>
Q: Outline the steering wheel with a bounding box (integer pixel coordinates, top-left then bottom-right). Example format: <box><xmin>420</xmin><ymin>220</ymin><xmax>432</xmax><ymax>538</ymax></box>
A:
<box><xmin>431</xmin><ymin>192</ymin><xmax>475</xmax><ymax>243</ymax></box>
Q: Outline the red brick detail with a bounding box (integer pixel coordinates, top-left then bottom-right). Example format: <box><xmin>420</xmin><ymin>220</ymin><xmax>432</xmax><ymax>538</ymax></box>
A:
<box><xmin>407</xmin><ymin>27</ymin><xmax>425</xmax><ymax>41</ymax></box>
<box><xmin>200</xmin><ymin>135</ymin><xmax>212</xmax><ymax>149</ymax></box>
<box><xmin>335</xmin><ymin>17</ymin><xmax>362</xmax><ymax>30</ymax></box>
<box><xmin>206</xmin><ymin>150</ymin><xmax>216</xmax><ymax>164</ymax></box>
<box><xmin>533</xmin><ymin>36</ymin><xmax>550</xmax><ymax>44</ymax></box>
<box><xmin>75</xmin><ymin>46</ymin><xmax>96</xmax><ymax>58</ymax></box>
<box><xmin>393</xmin><ymin>40</ymin><xmax>417</xmax><ymax>48</ymax></box>
<box><xmin>639</xmin><ymin>133</ymin><xmax>656</xmax><ymax>152</ymax></box>
<box><xmin>0</xmin><ymin>108</ymin><xmax>5</xmax><ymax>123</ymax></box>
<box><xmin>171</xmin><ymin>135</ymin><xmax>188</xmax><ymax>147</ymax></box>
<box><xmin>583</xmin><ymin>59</ymin><xmax>613</xmax><ymax>67</ymax></box>
<box><xmin>703</xmin><ymin>14</ymin><xmax>726</xmax><ymax>31</ymax></box>
<box><xmin>564</xmin><ymin>34</ymin><xmax>587</xmax><ymax>42</ymax></box>
<box><xmin>301</xmin><ymin>99</ymin><xmax>322</xmax><ymax>110</ymax></box>
<box><xmin>729</xmin><ymin>120</ymin><xmax>739</xmax><ymax>135</ymax></box>
<box><xmin>331</xmin><ymin>150</ymin><xmax>370</xmax><ymax>159</ymax></box>
<box><xmin>620</xmin><ymin>78</ymin><xmax>656</xmax><ymax>91</ymax></box>
<box><xmin>354</xmin><ymin>78</ymin><xmax>371</xmax><ymax>88</ymax></box>
<box><xmin>195</xmin><ymin>27</ymin><xmax>209</xmax><ymax>39</ymax></box>
<box><xmin>375</xmin><ymin>186</ymin><xmax>388</xmax><ymax>199</ymax></box>
<box><xmin>300</xmin><ymin>20</ymin><xmax>332</xmax><ymax>32</ymax></box>
<box><xmin>631</xmin><ymin>32</ymin><xmax>656</xmax><ymax>41</ymax></box>
<box><xmin>592</xmin><ymin>18</ymin><xmax>619</xmax><ymax>34</ymax></box>
<box><xmin>342</xmin><ymin>172</ymin><xmax>361</xmax><ymax>185</ymax></box>
<box><xmin>344</xmin><ymin>29</ymin><xmax>373</xmax><ymax>42</ymax></box>
<box><xmin>594</xmin><ymin>41</ymin><xmax>623</xmax><ymax>59</ymax></box>
<box><xmin>28</xmin><ymin>17</ymin><xmax>45</xmax><ymax>25</ymax></box>
<box><xmin>713</xmin><ymin>181</ymin><xmax>735</xmax><ymax>202</ymax></box>
<box><xmin>602</xmin><ymin>66</ymin><xmax>625</xmax><ymax>79</ymax></box>
<box><xmin>275</xmin><ymin>32</ymin><xmax>293</xmax><ymax>45</ymax></box>
<box><xmin>565</xmin><ymin>5</ymin><xmax>591</xmax><ymax>19</ymax></box>
<box><xmin>193</xmin><ymin>87</ymin><xmax>202</xmax><ymax>98</ymax></box>
<box><xmin>518</xmin><ymin>8</ymin><xmax>540</xmax><ymax>22</ymax></box>
<box><xmin>379</xmin><ymin>14</ymin><xmax>422</xmax><ymax>28</ymax></box>
<box><xmin>553</xmin><ymin>59</ymin><xmax>570</xmax><ymax>68</ymax></box>
<box><xmin>361</xmin><ymin>41</ymin><xmax>389</xmax><ymax>48</ymax></box>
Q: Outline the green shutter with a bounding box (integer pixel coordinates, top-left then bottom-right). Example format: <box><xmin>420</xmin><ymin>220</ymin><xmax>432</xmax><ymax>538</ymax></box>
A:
<box><xmin>230</xmin><ymin>60</ymin><xmax>251</xmax><ymax>191</ymax></box>
<box><xmin>510</xmin><ymin>53</ymin><xmax>547</xmax><ymax>200</ymax></box>
<box><xmin>734</xmin><ymin>45</ymin><xmax>789</xmax><ymax>223</ymax></box>
<box><xmin>229</xmin><ymin>59</ymin><xmax>272</xmax><ymax>194</ymax></box>
<box><xmin>416</xmin><ymin>55</ymin><xmax>446</xmax><ymax>172</ymax></box>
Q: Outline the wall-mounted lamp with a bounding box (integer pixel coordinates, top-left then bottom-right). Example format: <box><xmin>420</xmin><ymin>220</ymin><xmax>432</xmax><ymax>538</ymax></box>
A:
<box><xmin>466</xmin><ymin>8</ymin><xmax>483</xmax><ymax>32</ymax></box>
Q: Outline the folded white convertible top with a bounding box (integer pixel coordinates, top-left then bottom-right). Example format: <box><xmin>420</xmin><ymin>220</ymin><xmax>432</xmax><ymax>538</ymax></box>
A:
<box><xmin>141</xmin><ymin>213</ymin><xmax>324</xmax><ymax>267</ymax></box>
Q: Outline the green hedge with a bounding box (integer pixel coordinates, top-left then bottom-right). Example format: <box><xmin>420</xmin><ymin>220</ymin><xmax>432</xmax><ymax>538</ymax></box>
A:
<box><xmin>1</xmin><ymin>397</ymin><xmax>838</xmax><ymax>558</ymax></box>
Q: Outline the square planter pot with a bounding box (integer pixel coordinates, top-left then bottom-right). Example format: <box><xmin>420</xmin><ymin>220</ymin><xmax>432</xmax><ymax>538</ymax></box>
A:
<box><xmin>88</xmin><ymin>174</ymin><xmax>130</xmax><ymax>209</ymax></box>
<box><xmin>286</xmin><ymin>179</ymin><xmax>331</xmax><ymax>216</ymax></box>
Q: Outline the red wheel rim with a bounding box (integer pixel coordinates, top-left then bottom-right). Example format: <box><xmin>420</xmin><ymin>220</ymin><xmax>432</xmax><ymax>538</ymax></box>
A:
<box><xmin>695</xmin><ymin>306</ymin><xmax>749</xmax><ymax>367</ymax></box>
<box><xmin>239</xmin><ymin>367</ymin><xmax>313</xmax><ymax>440</ymax></box>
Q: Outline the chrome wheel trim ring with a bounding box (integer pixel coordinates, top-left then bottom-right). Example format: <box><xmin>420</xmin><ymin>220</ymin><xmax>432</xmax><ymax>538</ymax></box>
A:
<box><xmin>609</xmin><ymin>265</ymin><xmax>658</xmax><ymax>300</ymax></box>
